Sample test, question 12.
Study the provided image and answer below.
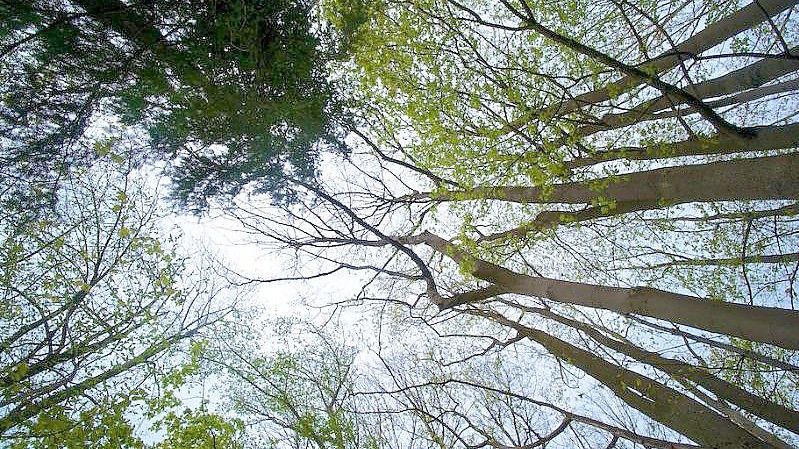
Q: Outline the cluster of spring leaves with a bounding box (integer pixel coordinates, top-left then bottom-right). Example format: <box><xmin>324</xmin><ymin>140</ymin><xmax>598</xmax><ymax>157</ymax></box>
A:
<box><xmin>322</xmin><ymin>0</ymin><xmax>790</xmax><ymax>254</ymax></box>
<box><xmin>322</xmin><ymin>0</ymin><xmax>592</xmax><ymax>188</ymax></box>
<box><xmin>145</xmin><ymin>341</ymin><xmax>245</xmax><ymax>449</ymax></box>
<box><xmin>212</xmin><ymin>321</ymin><xmax>364</xmax><ymax>449</ymax></box>
<box><xmin>0</xmin><ymin>0</ymin><xmax>352</xmax><ymax>212</ymax></box>
<box><xmin>324</xmin><ymin>0</ymin><xmax>752</xmax><ymax>187</ymax></box>
<box><xmin>1</xmin><ymin>134</ymin><xmax>373</xmax><ymax>447</ymax></box>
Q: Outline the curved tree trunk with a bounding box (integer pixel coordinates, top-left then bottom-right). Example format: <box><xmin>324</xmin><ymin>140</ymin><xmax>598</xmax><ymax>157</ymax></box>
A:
<box><xmin>405</xmin><ymin>231</ymin><xmax>799</xmax><ymax>350</ymax></box>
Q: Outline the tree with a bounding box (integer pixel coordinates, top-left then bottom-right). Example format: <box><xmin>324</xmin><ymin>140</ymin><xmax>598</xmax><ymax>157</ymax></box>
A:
<box><xmin>1</xmin><ymin>0</ymin><xmax>345</xmax><ymax>211</ymax></box>
<box><xmin>221</xmin><ymin>0</ymin><xmax>799</xmax><ymax>447</ymax></box>
<box><xmin>203</xmin><ymin>316</ymin><xmax>766</xmax><ymax>449</ymax></box>
<box><xmin>4</xmin><ymin>0</ymin><xmax>799</xmax><ymax>447</ymax></box>
<box><xmin>206</xmin><ymin>321</ymin><xmax>365</xmax><ymax>449</ymax></box>
<box><xmin>0</xmin><ymin>150</ymin><xmax>238</xmax><ymax>443</ymax></box>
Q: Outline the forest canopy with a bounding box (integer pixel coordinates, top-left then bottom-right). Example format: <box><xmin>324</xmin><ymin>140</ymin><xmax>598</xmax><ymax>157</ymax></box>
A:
<box><xmin>1</xmin><ymin>0</ymin><xmax>799</xmax><ymax>448</ymax></box>
<box><xmin>1</xmin><ymin>0</ymin><xmax>345</xmax><ymax>211</ymax></box>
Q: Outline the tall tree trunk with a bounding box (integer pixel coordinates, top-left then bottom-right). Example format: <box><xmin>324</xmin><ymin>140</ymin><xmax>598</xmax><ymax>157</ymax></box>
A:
<box><xmin>479</xmin><ymin>310</ymin><xmax>777</xmax><ymax>449</ymax></box>
<box><xmin>565</xmin><ymin>124</ymin><xmax>799</xmax><ymax>169</ymax></box>
<box><xmin>480</xmin><ymin>202</ymin><xmax>799</xmax><ymax>244</ymax></box>
<box><xmin>627</xmin><ymin>314</ymin><xmax>799</xmax><ymax>372</ymax></box>
<box><xmin>517</xmin><ymin>304</ymin><xmax>799</xmax><ymax>433</ymax></box>
<box><xmin>0</xmin><ymin>335</ymin><xmax>180</xmax><ymax>435</ymax></box>
<box><xmin>422</xmin><ymin>153</ymin><xmax>799</xmax><ymax>205</ymax></box>
<box><xmin>572</xmin><ymin>48</ymin><xmax>799</xmax><ymax>139</ymax></box>
<box><xmin>645</xmin><ymin>252</ymin><xmax>799</xmax><ymax>269</ymax></box>
<box><xmin>511</xmin><ymin>7</ymin><xmax>745</xmax><ymax>136</ymax></box>
<box><xmin>404</xmin><ymin>231</ymin><xmax>799</xmax><ymax>350</ymax></box>
<box><xmin>449</xmin><ymin>379</ymin><xmax>704</xmax><ymax>449</ymax></box>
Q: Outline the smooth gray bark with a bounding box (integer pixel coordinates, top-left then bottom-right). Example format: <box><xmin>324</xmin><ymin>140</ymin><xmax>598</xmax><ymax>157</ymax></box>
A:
<box><xmin>421</xmin><ymin>153</ymin><xmax>799</xmax><ymax>205</ymax></box>
<box><xmin>405</xmin><ymin>231</ymin><xmax>799</xmax><ymax>350</ymax></box>
<box><xmin>565</xmin><ymin>124</ymin><xmax>799</xmax><ymax>169</ymax></box>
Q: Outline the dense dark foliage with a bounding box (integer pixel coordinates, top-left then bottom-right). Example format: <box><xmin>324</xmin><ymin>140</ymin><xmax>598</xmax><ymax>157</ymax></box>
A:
<box><xmin>1</xmin><ymin>0</ymin><xmax>341</xmax><ymax>211</ymax></box>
